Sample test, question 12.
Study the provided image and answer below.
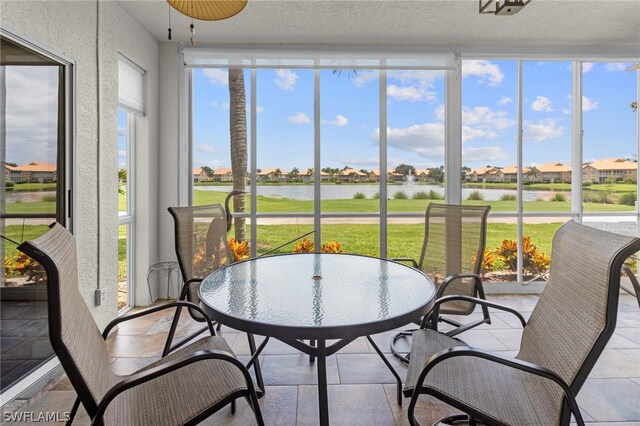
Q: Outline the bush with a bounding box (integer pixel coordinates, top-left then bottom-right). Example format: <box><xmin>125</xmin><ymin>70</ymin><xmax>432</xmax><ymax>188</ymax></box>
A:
<box><xmin>293</xmin><ymin>238</ymin><xmax>314</xmax><ymax>253</ymax></box>
<box><xmin>500</xmin><ymin>193</ymin><xmax>516</xmax><ymax>201</ymax></box>
<box><xmin>428</xmin><ymin>190</ymin><xmax>444</xmax><ymax>200</ymax></box>
<box><xmin>624</xmin><ymin>179</ymin><xmax>637</xmax><ymax>184</ymax></box>
<box><xmin>42</xmin><ymin>194</ymin><xmax>56</xmax><ymax>202</ymax></box>
<box><xmin>321</xmin><ymin>241</ymin><xmax>343</xmax><ymax>253</ymax></box>
<box><xmin>353</xmin><ymin>192</ymin><xmax>366</xmax><ymax>199</ymax></box>
<box><xmin>5</xmin><ymin>181</ymin><xmax>14</xmax><ymax>190</ymax></box>
<box><xmin>550</xmin><ymin>193</ymin><xmax>567</xmax><ymax>202</ymax></box>
<box><xmin>619</xmin><ymin>192</ymin><xmax>637</xmax><ymax>206</ymax></box>
<box><xmin>582</xmin><ymin>180</ymin><xmax>593</xmax><ymax>187</ymax></box>
<box><xmin>4</xmin><ymin>253</ymin><xmax>47</xmax><ymax>284</ymax></box>
<box><xmin>495</xmin><ymin>236</ymin><xmax>550</xmax><ymax>276</ymax></box>
<box><xmin>584</xmin><ymin>191</ymin><xmax>615</xmax><ymax>204</ymax></box>
<box><xmin>412</xmin><ymin>191</ymin><xmax>428</xmax><ymax>200</ymax></box>
<box><xmin>466</xmin><ymin>191</ymin><xmax>484</xmax><ymax>201</ymax></box>
<box><xmin>393</xmin><ymin>191</ymin><xmax>408</xmax><ymax>200</ymax></box>
<box><xmin>373</xmin><ymin>191</ymin><xmax>380</xmax><ymax>199</ymax></box>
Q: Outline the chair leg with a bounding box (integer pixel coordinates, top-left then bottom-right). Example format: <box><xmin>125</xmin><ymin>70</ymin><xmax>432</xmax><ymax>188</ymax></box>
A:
<box><xmin>216</xmin><ymin>322</ymin><xmax>222</xmax><ymax>331</ymax></box>
<box><xmin>231</xmin><ymin>398</ymin><xmax>236</xmax><ymax>414</ymax></box>
<box><xmin>247</xmin><ymin>334</ymin><xmax>266</xmax><ymax>395</ymax></box>
<box><xmin>430</xmin><ymin>414</ymin><xmax>473</xmax><ymax>426</ymax></box>
<box><xmin>162</xmin><ymin>304</ymin><xmax>183</xmax><ymax>357</ymax></box>
<box><xmin>309</xmin><ymin>339</ymin><xmax>316</xmax><ymax>363</ymax></box>
<box><xmin>246</xmin><ymin>392</ymin><xmax>265</xmax><ymax>426</ymax></box>
<box><xmin>66</xmin><ymin>397</ymin><xmax>80</xmax><ymax>425</ymax></box>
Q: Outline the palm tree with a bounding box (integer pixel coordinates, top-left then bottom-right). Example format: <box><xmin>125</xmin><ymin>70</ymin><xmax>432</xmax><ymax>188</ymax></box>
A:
<box><xmin>228</xmin><ymin>69</ymin><xmax>247</xmax><ymax>241</ymax></box>
<box><xmin>526</xmin><ymin>167</ymin><xmax>541</xmax><ymax>183</ymax></box>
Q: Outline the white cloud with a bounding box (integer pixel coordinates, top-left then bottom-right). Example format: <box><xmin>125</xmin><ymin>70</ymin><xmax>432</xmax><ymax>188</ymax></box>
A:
<box><xmin>256</xmin><ymin>106</ymin><xmax>264</xmax><ymax>113</ymax></box>
<box><xmin>118</xmin><ymin>150</ymin><xmax>127</xmax><ymax>157</ymax></box>
<box><xmin>336</xmin><ymin>157</ymin><xmax>379</xmax><ymax>167</ymax></box>
<box><xmin>462</xmin><ymin>60</ymin><xmax>504</xmax><ymax>86</ymax></box>
<box><xmin>288</xmin><ymin>112</ymin><xmax>310</xmax><ymax>124</ymax></box>
<box><xmin>498</xmin><ymin>97</ymin><xmax>512</xmax><ymax>106</ymax></box>
<box><xmin>524</xmin><ymin>119</ymin><xmax>564</xmax><ymax>142</ymax></box>
<box><xmin>388</xmin><ymin>70</ymin><xmax>442</xmax><ymax>88</ymax></box>
<box><xmin>435</xmin><ymin>105</ymin><xmax>445</xmax><ymax>122</ymax></box>
<box><xmin>4</xmin><ymin>67</ymin><xmax>59</xmax><ymax>165</ymax></box>
<box><xmin>118</xmin><ymin>126</ymin><xmax>126</xmax><ymax>137</ymax></box>
<box><xmin>531</xmin><ymin>96</ymin><xmax>554</xmax><ymax>112</ymax></box>
<box><xmin>462</xmin><ymin>106</ymin><xmax>515</xmax><ymax>130</ymax></box>
<box><xmin>387</xmin><ymin>84</ymin><xmax>435</xmax><ymax>102</ymax></box>
<box><xmin>275</xmin><ymin>69</ymin><xmax>298</xmax><ymax>90</ymax></box>
<box><xmin>462</xmin><ymin>146</ymin><xmax>510</xmax><ymax>162</ymax></box>
<box><xmin>212</xmin><ymin>101</ymin><xmax>230</xmax><ymax>110</ymax></box>
<box><xmin>562</xmin><ymin>108</ymin><xmax>571</xmax><ymax>115</ymax></box>
<box><xmin>202</xmin><ymin>69</ymin><xmax>228</xmax><ymax>86</ymax></box>
<box><xmin>323</xmin><ymin>114</ymin><xmax>349</xmax><ymax>127</ymax></box>
<box><xmin>351</xmin><ymin>70</ymin><xmax>378</xmax><ymax>87</ymax></box>
<box><xmin>582</xmin><ymin>62</ymin><xmax>595</xmax><ymax>73</ymax></box>
<box><xmin>605</xmin><ymin>63</ymin><xmax>629</xmax><ymax>72</ymax></box>
<box><xmin>196</xmin><ymin>144</ymin><xmax>216</xmax><ymax>154</ymax></box>
<box><xmin>373</xmin><ymin>123</ymin><xmax>445</xmax><ymax>160</ymax></box>
<box><xmin>582</xmin><ymin>95</ymin><xmax>599</xmax><ymax>112</ymax></box>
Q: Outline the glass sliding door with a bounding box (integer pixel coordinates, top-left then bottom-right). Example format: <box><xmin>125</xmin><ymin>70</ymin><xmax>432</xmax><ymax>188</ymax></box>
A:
<box><xmin>0</xmin><ymin>35</ymin><xmax>70</xmax><ymax>392</ymax></box>
<box><xmin>117</xmin><ymin>109</ymin><xmax>133</xmax><ymax>310</ymax></box>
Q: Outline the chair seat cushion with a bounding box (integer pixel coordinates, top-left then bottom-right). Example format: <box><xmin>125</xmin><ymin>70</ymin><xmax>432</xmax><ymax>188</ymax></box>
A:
<box><xmin>105</xmin><ymin>336</ymin><xmax>248</xmax><ymax>425</ymax></box>
<box><xmin>405</xmin><ymin>329</ymin><xmax>564</xmax><ymax>425</ymax></box>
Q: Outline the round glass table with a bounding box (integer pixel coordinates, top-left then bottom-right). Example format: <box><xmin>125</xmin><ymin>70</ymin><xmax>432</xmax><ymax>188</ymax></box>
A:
<box><xmin>199</xmin><ymin>253</ymin><xmax>436</xmax><ymax>426</ymax></box>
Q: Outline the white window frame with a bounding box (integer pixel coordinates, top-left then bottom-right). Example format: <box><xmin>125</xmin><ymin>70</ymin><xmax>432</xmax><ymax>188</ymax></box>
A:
<box><xmin>117</xmin><ymin>110</ymin><xmax>135</xmax><ymax>312</ymax></box>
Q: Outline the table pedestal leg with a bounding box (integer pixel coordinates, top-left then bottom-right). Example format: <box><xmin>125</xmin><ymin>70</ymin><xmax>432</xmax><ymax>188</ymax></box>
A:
<box><xmin>316</xmin><ymin>339</ymin><xmax>329</xmax><ymax>426</ymax></box>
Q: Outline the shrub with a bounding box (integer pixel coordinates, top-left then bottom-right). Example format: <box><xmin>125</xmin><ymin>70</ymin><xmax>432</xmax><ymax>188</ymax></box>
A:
<box><xmin>550</xmin><ymin>193</ymin><xmax>567</xmax><ymax>202</ymax></box>
<box><xmin>624</xmin><ymin>179</ymin><xmax>637</xmax><ymax>185</ymax></box>
<box><xmin>353</xmin><ymin>192</ymin><xmax>366</xmax><ymax>199</ymax></box>
<box><xmin>619</xmin><ymin>192</ymin><xmax>637</xmax><ymax>206</ymax></box>
<box><xmin>321</xmin><ymin>241</ymin><xmax>343</xmax><ymax>253</ymax></box>
<box><xmin>42</xmin><ymin>194</ymin><xmax>57</xmax><ymax>202</ymax></box>
<box><xmin>5</xmin><ymin>181</ymin><xmax>14</xmax><ymax>190</ymax></box>
<box><xmin>228</xmin><ymin>238</ymin><xmax>250</xmax><ymax>261</ymax></box>
<box><xmin>293</xmin><ymin>238</ymin><xmax>314</xmax><ymax>253</ymax></box>
<box><xmin>412</xmin><ymin>191</ymin><xmax>428</xmax><ymax>200</ymax></box>
<box><xmin>584</xmin><ymin>191</ymin><xmax>615</xmax><ymax>204</ymax></box>
<box><xmin>4</xmin><ymin>253</ymin><xmax>47</xmax><ymax>284</ymax></box>
<box><xmin>466</xmin><ymin>190</ymin><xmax>484</xmax><ymax>201</ymax></box>
<box><xmin>428</xmin><ymin>190</ymin><xmax>444</xmax><ymax>200</ymax></box>
<box><xmin>373</xmin><ymin>191</ymin><xmax>380</xmax><ymax>199</ymax></box>
<box><xmin>500</xmin><ymin>193</ymin><xmax>516</xmax><ymax>201</ymax></box>
<box><xmin>472</xmin><ymin>248</ymin><xmax>496</xmax><ymax>277</ymax></box>
<box><xmin>582</xmin><ymin>180</ymin><xmax>593</xmax><ymax>187</ymax></box>
<box><xmin>495</xmin><ymin>236</ymin><xmax>550</xmax><ymax>276</ymax></box>
<box><xmin>393</xmin><ymin>191</ymin><xmax>408</xmax><ymax>200</ymax></box>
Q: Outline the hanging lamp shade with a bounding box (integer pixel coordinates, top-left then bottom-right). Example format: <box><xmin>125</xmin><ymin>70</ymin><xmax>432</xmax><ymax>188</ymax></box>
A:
<box><xmin>166</xmin><ymin>0</ymin><xmax>248</xmax><ymax>21</ymax></box>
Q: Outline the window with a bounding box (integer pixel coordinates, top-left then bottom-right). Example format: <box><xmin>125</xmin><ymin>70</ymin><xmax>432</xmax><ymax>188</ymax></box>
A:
<box><xmin>117</xmin><ymin>56</ymin><xmax>144</xmax><ymax>311</ymax></box>
<box><xmin>0</xmin><ymin>34</ymin><xmax>71</xmax><ymax>392</ymax></box>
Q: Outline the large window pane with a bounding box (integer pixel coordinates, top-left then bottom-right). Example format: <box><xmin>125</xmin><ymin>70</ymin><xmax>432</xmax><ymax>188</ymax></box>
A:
<box><xmin>118</xmin><ymin>109</ymin><xmax>128</xmax><ymax>215</ymax></box>
<box><xmin>582</xmin><ymin>62</ymin><xmax>638</xmax><ymax>212</ymax></box>
<box><xmin>523</xmin><ymin>61</ymin><xmax>573</xmax><ymax>212</ymax></box>
<box><xmin>118</xmin><ymin>224</ymin><xmax>129</xmax><ymax>310</ymax></box>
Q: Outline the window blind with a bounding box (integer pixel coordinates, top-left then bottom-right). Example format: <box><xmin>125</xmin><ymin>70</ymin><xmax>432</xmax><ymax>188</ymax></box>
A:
<box><xmin>118</xmin><ymin>56</ymin><xmax>145</xmax><ymax>116</ymax></box>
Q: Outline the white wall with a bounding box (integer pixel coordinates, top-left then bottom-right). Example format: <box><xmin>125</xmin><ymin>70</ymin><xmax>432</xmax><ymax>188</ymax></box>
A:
<box><xmin>0</xmin><ymin>0</ymin><xmax>160</xmax><ymax>328</ymax></box>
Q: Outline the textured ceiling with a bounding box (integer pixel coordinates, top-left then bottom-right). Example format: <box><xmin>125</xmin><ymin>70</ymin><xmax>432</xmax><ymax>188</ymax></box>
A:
<box><xmin>119</xmin><ymin>0</ymin><xmax>640</xmax><ymax>55</ymax></box>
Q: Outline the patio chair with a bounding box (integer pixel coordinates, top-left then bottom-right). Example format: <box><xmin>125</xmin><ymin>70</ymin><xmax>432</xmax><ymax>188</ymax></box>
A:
<box><xmin>391</xmin><ymin>203</ymin><xmax>492</xmax><ymax>363</ymax></box>
<box><xmin>403</xmin><ymin>220</ymin><xmax>640</xmax><ymax>426</ymax></box>
<box><xmin>18</xmin><ymin>223</ymin><xmax>264</xmax><ymax>426</ymax></box>
<box><xmin>166</xmin><ymin>203</ymin><xmax>266</xmax><ymax>393</ymax></box>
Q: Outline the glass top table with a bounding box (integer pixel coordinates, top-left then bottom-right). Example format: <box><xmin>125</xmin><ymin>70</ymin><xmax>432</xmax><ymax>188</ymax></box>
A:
<box><xmin>199</xmin><ymin>253</ymin><xmax>436</xmax><ymax>426</ymax></box>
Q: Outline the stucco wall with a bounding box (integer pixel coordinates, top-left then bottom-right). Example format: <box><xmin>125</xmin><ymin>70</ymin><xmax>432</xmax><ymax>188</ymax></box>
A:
<box><xmin>0</xmin><ymin>1</ymin><xmax>160</xmax><ymax>328</ymax></box>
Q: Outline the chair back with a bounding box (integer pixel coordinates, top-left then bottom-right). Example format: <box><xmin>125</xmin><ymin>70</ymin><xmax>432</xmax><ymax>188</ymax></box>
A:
<box><xmin>168</xmin><ymin>204</ymin><xmax>233</xmax><ymax>299</ymax></box>
<box><xmin>517</xmin><ymin>221</ymin><xmax>640</xmax><ymax>400</ymax></box>
<box><xmin>419</xmin><ymin>203</ymin><xmax>491</xmax><ymax>315</ymax></box>
<box><xmin>18</xmin><ymin>223</ymin><xmax>116</xmax><ymax>416</ymax></box>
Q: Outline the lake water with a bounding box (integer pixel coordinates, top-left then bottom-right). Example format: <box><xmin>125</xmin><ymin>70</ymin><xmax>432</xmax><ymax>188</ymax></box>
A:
<box><xmin>196</xmin><ymin>184</ymin><xmax>567</xmax><ymax>202</ymax></box>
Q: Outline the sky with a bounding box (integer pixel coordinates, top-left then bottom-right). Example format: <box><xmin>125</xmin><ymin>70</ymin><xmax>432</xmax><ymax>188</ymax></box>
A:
<box><xmin>3</xmin><ymin>60</ymin><xmax>637</xmax><ymax>171</ymax></box>
<box><xmin>191</xmin><ymin>60</ymin><xmax>638</xmax><ymax>173</ymax></box>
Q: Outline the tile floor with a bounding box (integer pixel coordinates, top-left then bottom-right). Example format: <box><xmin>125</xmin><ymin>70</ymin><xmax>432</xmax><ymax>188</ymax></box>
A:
<box><xmin>2</xmin><ymin>294</ymin><xmax>639</xmax><ymax>425</ymax></box>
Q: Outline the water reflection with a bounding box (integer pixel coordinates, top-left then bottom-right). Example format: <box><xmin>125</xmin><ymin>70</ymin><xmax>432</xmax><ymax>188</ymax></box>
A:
<box><xmin>377</xmin><ymin>260</ymin><xmax>390</xmax><ymax>319</ymax></box>
<box><xmin>312</xmin><ymin>254</ymin><xmax>325</xmax><ymax>325</ymax></box>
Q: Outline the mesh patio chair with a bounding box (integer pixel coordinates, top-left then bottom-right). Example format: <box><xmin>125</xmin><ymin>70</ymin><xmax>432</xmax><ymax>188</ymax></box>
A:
<box><xmin>403</xmin><ymin>220</ymin><xmax>640</xmax><ymax>426</ymax></box>
<box><xmin>391</xmin><ymin>203</ymin><xmax>492</xmax><ymax>363</ymax></box>
<box><xmin>166</xmin><ymin>203</ymin><xmax>266</xmax><ymax>393</ymax></box>
<box><xmin>18</xmin><ymin>223</ymin><xmax>264</xmax><ymax>426</ymax></box>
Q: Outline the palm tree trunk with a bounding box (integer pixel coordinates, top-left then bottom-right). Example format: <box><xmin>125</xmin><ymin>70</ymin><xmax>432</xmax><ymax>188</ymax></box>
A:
<box><xmin>228</xmin><ymin>69</ymin><xmax>247</xmax><ymax>241</ymax></box>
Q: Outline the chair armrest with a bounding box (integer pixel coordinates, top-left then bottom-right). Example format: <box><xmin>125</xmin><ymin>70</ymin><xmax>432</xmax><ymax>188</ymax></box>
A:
<box><xmin>102</xmin><ymin>301</ymin><xmax>215</xmax><ymax>339</ymax></box>
<box><xmin>91</xmin><ymin>349</ymin><xmax>257</xmax><ymax>426</ymax></box>
<box><xmin>622</xmin><ymin>265</ymin><xmax>640</xmax><ymax>308</ymax></box>
<box><xmin>436</xmin><ymin>273</ymin><xmax>483</xmax><ymax>297</ymax></box>
<box><xmin>423</xmin><ymin>294</ymin><xmax>526</xmax><ymax>329</ymax></box>
<box><xmin>178</xmin><ymin>277</ymin><xmax>204</xmax><ymax>299</ymax></box>
<box><xmin>391</xmin><ymin>258</ymin><xmax>419</xmax><ymax>268</ymax></box>
<box><xmin>410</xmin><ymin>346</ymin><xmax>585</xmax><ymax>426</ymax></box>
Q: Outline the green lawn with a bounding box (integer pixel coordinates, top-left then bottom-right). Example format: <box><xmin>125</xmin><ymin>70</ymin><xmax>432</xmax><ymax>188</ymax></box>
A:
<box><xmin>464</xmin><ymin>181</ymin><xmax>637</xmax><ymax>194</ymax></box>
<box><xmin>2</xmin><ymin>224</ymin><xmax>52</xmax><ymax>259</ymax></box>
<box><xmin>7</xmin><ymin>182</ymin><xmax>57</xmax><ymax>192</ymax></box>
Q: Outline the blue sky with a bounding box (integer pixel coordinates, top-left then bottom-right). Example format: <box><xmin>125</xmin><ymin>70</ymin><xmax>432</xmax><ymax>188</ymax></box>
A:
<box><xmin>191</xmin><ymin>61</ymin><xmax>637</xmax><ymax>173</ymax></box>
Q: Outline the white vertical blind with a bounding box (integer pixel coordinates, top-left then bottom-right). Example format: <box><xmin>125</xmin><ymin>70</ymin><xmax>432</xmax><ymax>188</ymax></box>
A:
<box><xmin>118</xmin><ymin>56</ymin><xmax>145</xmax><ymax>116</ymax></box>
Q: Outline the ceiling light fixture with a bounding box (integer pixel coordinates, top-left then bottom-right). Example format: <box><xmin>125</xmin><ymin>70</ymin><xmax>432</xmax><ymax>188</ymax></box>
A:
<box><xmin>166</xmin><ymin>0</ymin><xmax>248</xmax><ymax>46</ymax></box>
<box><xmin>479</xmin><ymin>0</ymin><xmax>531</xmax><ymax>15</ymax></box>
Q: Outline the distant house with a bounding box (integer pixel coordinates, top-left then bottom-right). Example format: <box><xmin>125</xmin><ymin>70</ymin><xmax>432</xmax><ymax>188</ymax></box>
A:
<box><xmin>500</xmin><ymin>165</ymin><xmax>532</xmax><ymax>183</ymax></box>
<box><xmin>4</xmin><ymin>162</ymin><xmax>56</xmax><ymax>183</ymax></box>
<box><xmin>466</xmin><ymin>166</ymin><xmax>500</xmax><ymax>183</ymax></box>
<box><xmin>367</xmin><ymin>169</ymin><xmax>403</xmax><ymax>183</ymax></box>
<box><xmin>301</xmin><ymin>169</ymin><xmax>330</xmax><ymax>183</ymax></box>
<box><xmin>582</xmin><ymin>158</ymin><xmax>637</xmax><ymax>183</ymax></box>
<box><xmin>414</xmin><ymin>169</ymin><xmax>432</xmax><ymax>183</ymax></box>
<box><xmin>258</xmin><ymin>168</ymin><xmax>287</xmax><ymax>183</ymax></box>
<box><xmin>535</xmin><ymin>162</ymin><xmax>572</xmax><ymax>184</ymax></box>
<box><xmin>193</xmin><ymin>167</ymin><xmax>211</xmax><ymax>182</ymax></box>
<box><xmin>213</xmin><ymin>168</ymin><xmax>233</xmax><ymax>182</ymax></box>
<box><xmin>339</xmin><ymin>168</ymin><xmax>367</xmax><ymax>183</ymax></box>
